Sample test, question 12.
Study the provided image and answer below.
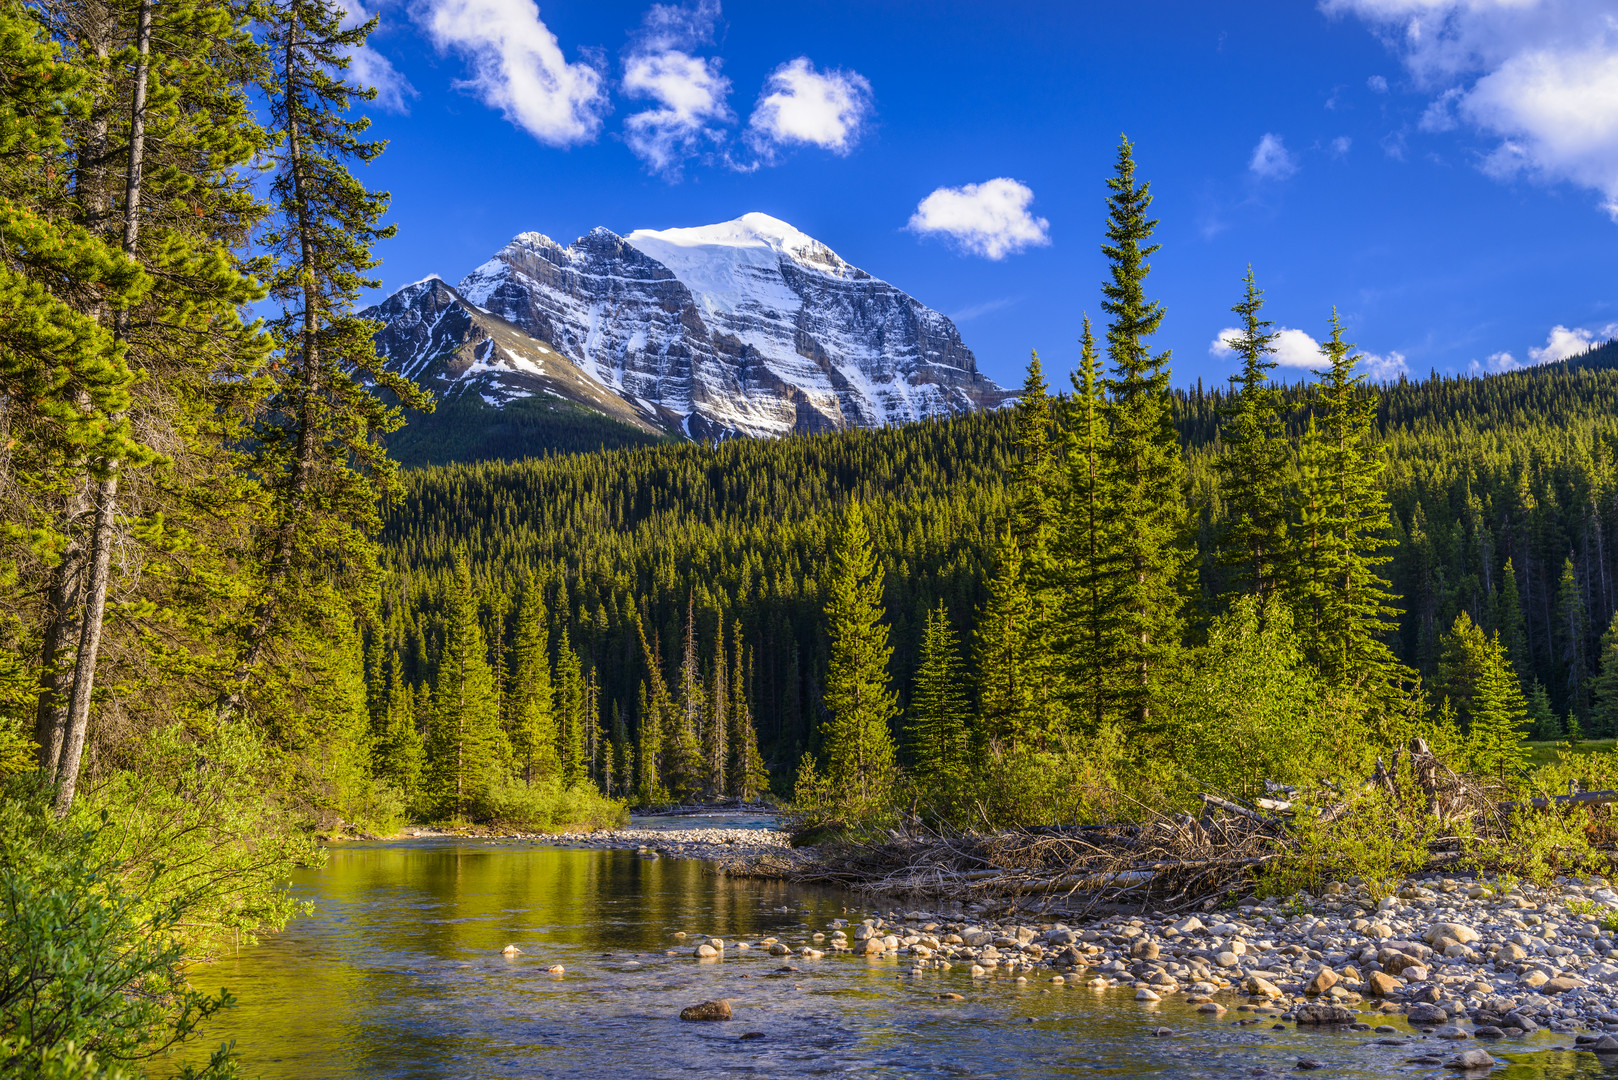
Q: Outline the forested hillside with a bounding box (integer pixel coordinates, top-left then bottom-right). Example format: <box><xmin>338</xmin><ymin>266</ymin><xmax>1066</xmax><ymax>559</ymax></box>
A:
<box><xmin>373</xmin><ymin>336</ymin><xmax>1618</xmax><ymax>790</ymax></box>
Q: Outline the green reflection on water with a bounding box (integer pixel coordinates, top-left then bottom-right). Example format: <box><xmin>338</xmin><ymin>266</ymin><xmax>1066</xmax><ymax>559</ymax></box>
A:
<box><xmin>178</xmin><ymin>840</ymin><xmax>1617</xmax><ymax>1080</ymax></box>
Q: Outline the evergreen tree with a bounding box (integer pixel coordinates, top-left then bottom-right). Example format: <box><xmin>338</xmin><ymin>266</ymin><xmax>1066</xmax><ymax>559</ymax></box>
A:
<box><xmin>1097</xmin><ymin>136</ymin><xmax>1190</xmax><ymax>731</ymax></box>
<box><xmin>506</xmin><ymin>586</ymin><xmax>555</xmax><ymax>784</ymax></box>
<box><xmin>1588</xmin><ymin>611</ymin><xmax>1618</xmax><ymax>738</ymax></box>
<box><xmin>1499</xmin><ymin>557</ymin><xmax>1531</xmax><ymax>682</ymax></box>
<box><xmin>1007</xmin><ymin>351</ymin><xmax>1063</xmax><ymax>736</ymax></box>
<box><xmin>424</xmin><ymin>556</ymin><xmax>500</xmax><ymax>819</ymax></box>
<box><xmin>906</xmin><ymin>601</ymin><xmax>971</xmax><ymax>796</ymax></box>
<box><xmin>706</xmin><ymin>630</ymin><xmax>729</xmax><ymax>797</ymax></box>
<box><xmin>1055</xmin><ymin>316</ymin><xmax>1112</xmax><ymax>732</ymax></box>
<box><xmin>666</xmin><ymin>599</ymin><xmax>704</xmax><ymax>798</ymax></box>
<box><xmin>1290</xmin><ymin>312</ymin><xmax>1406</xmax><ymax>692</ymax></box>
<box><xmin>726</xmin><ymin>623</ymin><xmax>769</xmax><ymax>800</ymax></box>
<box><xmin>1554</xmin><ymin>555</ymin><xmax>1591</xmax><ymax>719</ymax></box>
<box><xmin>1467</xmin><ymin>631</ymin><xmax>1530</xmax><ymax>784</ymax></box>
<box><xmin>820</xmin><ymin>504</ymin><xmax>898</xmax><ymax>806</ymax></box>
<box><xmin>374</xmin><ymin>652</ymin><xmax>421</xmax><ymax>802</ymax></box>
<box><xmin>227</xmin><ymin>0</ymin><xmax>430</xmax><ymax>724</ymax></box>
<box><xmin>1434</xmin><ymin>611</ymin><xmax>1491</xmax><ymax>728</ymax></box>
<box><xmin>1527</xmin><ymin>681</ymin><xmax>1560</xmax><ymax>741</ymax></box>
<box><xmin>632</xmin><ymin>615</ymin><xmax>671</xmax><ymax>804</ymax></box>
<box><xmin>976</xmin><ymin>533</ymin><xmax>1037</xmax><ymax>748</ymax></box>
<box><xmin>554</xmin><ymin>629</ymin><xmax>586</xmax><ymax>787</ymax></box>
<box><xmin>1214</xmin><ymin>267</ymin><xmax>1290</xmax><ymax>607</ymax></box>
<box><xmin>610</xmin><ymin>700</ymin><xmax>634</xmax><ymax>798</ymax></box>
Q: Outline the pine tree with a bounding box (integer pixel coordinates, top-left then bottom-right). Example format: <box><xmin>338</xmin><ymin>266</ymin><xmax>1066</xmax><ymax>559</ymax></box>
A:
<box><xmin>632</xmin><ymin>615</ymin><xmax>671</xmax><ymax>803</ymax></box>
<box><xmin>1499</xmin><ymin>557</ymin><xmax>1530</xmax><ymax>682</ymax></box>
<box><xmin>820</xmin><ymin>504</ymin><xmax>898</xmax><ymax>806</ymax></box>
<box><xmin>226</xmin><ymin>0</ymin><xmax>430</xmax><ymax>723</ymax></box>
<box><xmin>1554</xmin><ymin>555</ymin><xmax>1591</xmax><ymax>720</ymax></box>
<box><xmin>1097</xmin><ymin>136</ymin><xmax>1190</xmax><ymax>731</ymax></box>
<box><xmin>1587</xmin><ymin>611</ymin><xmax>1618</xmax><ymax>738</ymax></box>
<box><xmin>375</xmin><ymin>652</ymin><xmax>421</xmax><ymax>802</ymax></box>
<box><xmin>1010</xmin><ymin>352</ymin><xmax>1056</xmax><ymax>553</ymax></box>
<box><xmin>706</xmin><ymin>630</ymin><xmax>729</xmax><ymax>797</ymax></box>
<box><xmin>976</xmin><ymin>533</ymin><xmax>1037</xmax><ymax>749</ymax></box>
<box><xmin>554</xmin><ymin>629</ymin><xmax>586</xmax><ymax>787</ymax></box>
<box><xmin>1055</xmin><ymin>316</ymin><xmax>1112</xmax><ymax>732</ymax></box>
<box><xmin>1527</xmin><ymin>681</ymin><xmax>1560</xmax><ymax>741</ymax></box>
<box><xmin>424</xmin><ymin>556</ymin><xmax>500</xmax><ymax>820</ymax></box>
<box><xmin>906</xmin><ymin>601</ymin><xmax>971</xmax><ymax>796</ymax></box>
<box><xmin>506</xmin><ymin>586</ymin><xmax>556</xmax><ymax>784</ymax></box>
<box><xmin>727</xmin><ymin>623</ymin><xmax>769</xmax><ymax>800</ymax></box>
<box><xmin>1214</xmin><ymin>267</ymin><xmax>1290</xmax><ymax>607</ymax></box>
<box><xmin>1290</xmin><ymin>312</ymin><xmax>1406</xmax><ymax>692</ymax></box>
<box><xmin>610</xmin><ymin>700</ymin><xmax>634</xmax><ymax>798</ymax></box>
<box><xmin>1467</xmin><ymin>631</ymin><xmax>1530</xmax><ymax>785</ymax></box>
<box><xmin>665</xmin><ymin>599</ymin><xmax>704</xmax><ymax>799</ymax></box>
<box><xmin>1434</xmin><ymin>611</ymin><xmax>1491</xmax><ymax>728</ymax></box>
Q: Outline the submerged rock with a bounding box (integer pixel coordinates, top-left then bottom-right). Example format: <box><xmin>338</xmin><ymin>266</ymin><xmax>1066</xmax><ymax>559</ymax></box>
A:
<box><xmin>680</xmin><ymin>999</ymin><xmax>733</xmax><ymax>1021</ymax></box>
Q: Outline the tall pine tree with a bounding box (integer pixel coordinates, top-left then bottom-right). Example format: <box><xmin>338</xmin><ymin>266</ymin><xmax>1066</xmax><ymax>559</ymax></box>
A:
<box><xmin>425</xmin><ymin>556</ymin><xmax>500</xmax><ymax>820</ymax></box>
<box><xmin>820</xmin><ymin>504</ymin><xmax>897</xmax><ymax>806</ymax></box>
<box><xmin>906</xmin><ymin>601</ymin><xmax>971</xmax><ymax>796</ymax></box>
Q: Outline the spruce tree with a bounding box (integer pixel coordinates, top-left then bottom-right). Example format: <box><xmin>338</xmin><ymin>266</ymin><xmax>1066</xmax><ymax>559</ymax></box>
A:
<box><xmin>706</xmin><ymin>630</ymin><xmax>729</xmax><ymax>797</ymax></box>
<box><xmin>610</xmin><ymin>700</ymin><xmax>634</xmax><ymax>798</ymax></box>
<box><xmin>507</xmin><ymin>587</ymin><xmax>556</xmax><ymax>784</ymax></box>
<box><xmin>975</xmin><ymin>533</ymin><xmax>1037</xmax><ymax>749</ymax></box>
<box><xmin>1467</xmin><ymin>631</ymin><xmax>1530</xmax><ymax>785</ymax></box>
<box><xmin>553</xmin><ymin>629</ymin><xmax>586</xmax><ymax>787</ymax></box>
<box><xmin>227</xmin><ymin>0</ymin><xmax>430</xmax><ymax>723</ymax></box>
<box><xmin>1499</xmin><ymin>557</ymin><xmax>1531</xmax><ymax>682</ymax></box>
<box><xmin>1588</xmin><ymin>611</ymin><xmax>1618</xmax><ymax>738</ymax></box>
<box><xmin>1554</xmin><ymin>555</ymin><xmax>1590</xmax><ymax>720</ymax></box>
<box><xmin>665</xmin><ymin>600</ymin><xmax>704</xmax><ymax>799</ymax></box>
<box><xmin>1434</xmin><ymin>611</ymin><xmax>1491</xmax><ymax>728</ymax></box>
<box><xmin>632</xmin><ymin>615</ymin><xmax>673</xmax><ymax>803</ymax></box>
<box><xmin>375</xmin><ymin>652</ymin><xmax>422</xmax><ymax>803</ymax></box>
<box><xmin>820</xmin><ymin>504</ymin><xmax>898</xmax><ymax>806</ymax></box>
<box><xmin>425</xmin><ymin>556</ymin><xmax>500</xmax><ymax>820</ymax></box>
<box><xmin>1055</xmin><ymin>316</ymin><xmax>1112</xmax><ymax>732</ymax></box>
<box><xmin>1290</xmin><ymin>312</ymin><xmax>1406</xmax><ymax>692</ymax></box>
<box><xmin>727</xmin><ymin>623</ymin><xmax>769</xmax><ymax>800</ymax></box>
<box><xmin>1097</xmin><ymin>136</ymin><xmax>1190</xmax><ymax>731</ymax></box>
<box><xmin>906</xmin><ymin>601</ymin><xmax>971</xmax><ymax>795</ymax></box>
<box><xmin>1526</xmin><ymin>681</ymin><xmax>1560</xmax><ymax>741</ymax></box>
<box><xmin>1214</xmin><ymin>267</ymin><xmax>1290</xmax><ymax>607</ymax></box>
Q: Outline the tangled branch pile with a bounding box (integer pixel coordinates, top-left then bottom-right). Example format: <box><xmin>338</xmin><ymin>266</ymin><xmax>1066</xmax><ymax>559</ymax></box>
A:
<box><xmin>764</xmin><ymin>738</ymin><xmax>1618</xmax><ymax>916</ymax></box>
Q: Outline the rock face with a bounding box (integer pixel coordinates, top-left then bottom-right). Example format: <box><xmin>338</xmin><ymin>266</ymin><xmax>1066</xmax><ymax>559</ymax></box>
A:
<box><xmin>368</xmin><ymin>213</ymin><xmax>1010</xmax><ymax>443</ymax></box>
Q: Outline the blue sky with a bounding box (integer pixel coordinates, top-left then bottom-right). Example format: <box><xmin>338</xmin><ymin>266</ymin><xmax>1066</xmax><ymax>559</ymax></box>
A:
<box><xmin>344</xmin><ymin>0</ymin><xmax>1618</xmax><ymax>391</ymax></box>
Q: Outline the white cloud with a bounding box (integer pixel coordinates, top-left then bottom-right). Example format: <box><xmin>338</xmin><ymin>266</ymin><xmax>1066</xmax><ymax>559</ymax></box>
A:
<box><xmin>1249</xmin><ymin>133</ymin><xmax>1299</xmax><ymax>179</ymax></box>
<box><xmin>1527</xmin><ymin>322</ymin><xmax>1618</xmax><ymax>363</ymax></box>
<box><xmin>1368</xmin><ymin>73</ymin><xmax>1390</xmax><ymax>92</ymax></box>
<box><xmin>747</xmin><ymin>58</ymin><xmax>872</xmax><ymax>156</ymax></box>
<box><xmin>418</xmin><ymin>0</ymin><xmax>607</xmax><ymax>146</ymax></box>
<box><xmin>907</xmin><ymin>178</ymin><xmax>1051</xmax><ymax>260</ymax></box>
<box><xmin>1211</xmin><ymin>325</ymin><xmax>1411</xmax><ymax>380</ymax></box>
<box><xmin>335</xmin><ymin>0</ymin><xmax>415</xmax><ymax>113</ymax></box>
<box><xmin>621</xmin><ymin>3</ymin><xmax>731</xmax><ymax>177</ymax></box>
<box><xmin>1322</xmin><ymin>0</ymin><xmax>1618</xmax><ymax>220</ymax></box>
<box><xmin>1331</xmin><ymin>135</ymin><xmax>1354</xmax><ymax>156</ymax></box>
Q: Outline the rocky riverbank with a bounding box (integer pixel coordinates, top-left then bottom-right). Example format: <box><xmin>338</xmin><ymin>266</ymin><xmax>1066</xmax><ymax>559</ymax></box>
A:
<box><xmin>631</xmin><ymin>867</ymin><xmax>1618</xmax><ymax>1068</ymax></box>
<box><xmin>541</xmin><ymin>826</ymin><xmax>800</xmax><ymax>861</ymax></box>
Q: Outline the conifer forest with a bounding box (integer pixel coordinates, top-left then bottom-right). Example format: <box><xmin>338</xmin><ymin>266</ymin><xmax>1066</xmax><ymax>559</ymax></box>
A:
<box><xmin>5</xmin><ymin>0</ymin><xmax>1618</xmax><ymax>1074</ymax></box>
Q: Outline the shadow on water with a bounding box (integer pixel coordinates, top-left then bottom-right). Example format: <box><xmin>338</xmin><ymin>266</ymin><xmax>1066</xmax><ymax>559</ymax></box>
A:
<box><xmin>181</xmin><ymin>837</ymin><xmax>1618</xmax><ymax>1079</ymax></box>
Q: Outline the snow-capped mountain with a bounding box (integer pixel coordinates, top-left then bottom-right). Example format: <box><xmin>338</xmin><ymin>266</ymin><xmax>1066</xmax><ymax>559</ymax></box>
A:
<box><xmin>366</xmin><ymin>212</ymin><xmax>1010</xmax><ymax>443</ymax></box>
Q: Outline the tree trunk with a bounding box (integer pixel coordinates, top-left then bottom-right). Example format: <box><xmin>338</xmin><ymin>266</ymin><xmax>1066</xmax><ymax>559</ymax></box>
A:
<box><xmin>54</xmin><ymin>0</ymin><xmax>152</xmax><ymax>817</ymax></box>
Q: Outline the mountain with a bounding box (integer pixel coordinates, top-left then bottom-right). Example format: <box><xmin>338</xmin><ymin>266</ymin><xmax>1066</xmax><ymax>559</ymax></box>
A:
<box><xmin>364</xmin><ymin>212</ymin><xmax>1010</xmax><ymax>462</ymax></box>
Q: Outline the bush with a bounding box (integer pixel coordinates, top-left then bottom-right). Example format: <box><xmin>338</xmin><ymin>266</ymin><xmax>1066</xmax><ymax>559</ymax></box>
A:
<box><xmin>477</xmin><ymin>776</ymin><xmax>627</xmax><ymax>831</ymax></box>
<box><xmin>0</xmin><ymin>788</ymin><xmax>240</xmax><ymax>1079</ymax></box>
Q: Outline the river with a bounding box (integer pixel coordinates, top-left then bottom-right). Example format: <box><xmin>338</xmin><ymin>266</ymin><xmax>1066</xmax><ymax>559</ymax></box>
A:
<box><xmin>183</xmin><ymin>819</ymin><xmax>1596</xmax><ymax>1079</ymax></box>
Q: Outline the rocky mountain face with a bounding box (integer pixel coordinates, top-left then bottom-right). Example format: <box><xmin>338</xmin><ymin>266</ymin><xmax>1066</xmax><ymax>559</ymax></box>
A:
<box><xmin>365</xmin><ymin>212</ymin><xmax>1010</xmax><ymax>444</ymax></box>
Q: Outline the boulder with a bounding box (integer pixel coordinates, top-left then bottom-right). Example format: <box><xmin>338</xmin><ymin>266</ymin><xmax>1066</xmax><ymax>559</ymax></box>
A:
<box><xmin>1136</xmin><ymin>988</ymin><xmax>1161</xmax><ymax>1001</ymax></box>
<box><xmin>1244</xmin><ymin>974</ymin><xmax>1282</xmax><ymax>998</ymax></box>
<box><xmin>1543</xmin><ymin>976</ymin><xmax>1585</xmax><ymax>994</ymax></box>
<box><xmin>1407</xmin><ymin>1003</ymin><xmax>1447</xmax><ymax>1025</ymax></box>
<box><xmin>1519</xmin><ymin>970</ymin><xmax>1550</xmax><ymax>989</ymax></box>
<box><xmin>1367</xmin><ymin>971</ymin><xmax>1403</xmax><ymax>997</ymax></box>
<box><xmin>680</xmin><ymin>999</ymin><xmax>733</xmax><ymax>1021</ymax></box>
<box><xmin>1447</xmin><ymin>1049</ymin><xmax>1496</xmax><ymax>1070</ymax></box>
<box><xmin>1294</xmin><ymin>1003</ymin><xmax>1356</xmax><ymax>1025</ymax></box>
<box><xmin>1305</xmin><ymin>968</ymin><xmax>1339</xmax><ymax>995</ymax></box>
<box><xmin>695</xmin><ymin>944</ymin><xmax>719</xmax><ymax>958</ymax></box>
<box><xmin>1381</xmin><ymin>951</ymin><xmax>1423</xmax><ymax>975</ymax></box>
<box><xmin>1425</xmin><ymin>923</ymin><xmax>1480</xmax><ymax>946</ymax></box>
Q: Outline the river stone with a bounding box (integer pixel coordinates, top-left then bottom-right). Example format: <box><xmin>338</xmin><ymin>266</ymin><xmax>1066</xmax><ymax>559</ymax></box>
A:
<box><xmin>1435</xmin><ymin>1025</ymin><xmax>1470</xmax><ymax>1040</ymax></box>
<box><xmin>1381</xmin><ymin>952</ymin><xmax>1423</xmax><ymax>975</ymax></box>
<box><xmin>1474</xmin><ymin>1026</ymin><xmax>1504</xmax><ymax>1039</ymax></box>
<box><xmin>547</xmin><ymin>965</ymin><xmax>565</xmax><ymax>975</ymax></box>
<box><xmin>680</xmin><ymin>1000</ymin><xmax>732</xmax><ymax>1021</ymax></box>
<box><xmin>1520</xmin><ymin>970</ymin><xmax>1550</xmax><ymax>988</ymax></box>
<box><xmin>1294</xmin><ymin>1004</ymin><xmax>1356</xmax><ymax>1025</ymax></box>
<box><xmin>1216</xmin><ymin>951</ymin><xmax>1239</xmax><ymax>968</ymax></box>
<box><xmin>501</xmin><ymin>944</ymin><xmax>521</xmax><ymax>956</ymax></box>
<box><xmin>1596</xmin><ymin>1036</ymin><xmax>1618</xmax><ymax>1051</ymax></box>
<box><xmin>1244</xmin><ymin>974</ymin><xmax>1282</xmax><ymax>998</ymax></box>
<box><xmin>1407</xmin><ymin>1003</ymin><xmax>1448</xmax><ymax>1025</ymax></box>
<box><xmin>1449</xmin><ymin>1049</ymin><xmax>1496</xmax><ymax>1070</ymax></box>
<box><xmin>695</xmin><ymin>944</ymin><xmax>719</xmax><ymax>958</ymax></box>
<box><xmin>1426</xmin><ymin>923</ymin><xmax>1480</xmax><ymax>946</ymax></box>
<box><xmin>1367</xmin><ymin>971</ymin><xmax>1403</xmax><ymax>997</ymax></box>
<box><xmin>1131</xmin><ymin>940</ymin><xmax>1160</xmax><ymax>960</ymax></box>
<box><xmin>1544</xmin><ymin>976</ymin><xmax>1585</xmax><ymax>994</ymax></box>
<box><xmin>1503</xmin><ymin>1012</ymin><xmax>1538</xmax><ymax>1032</ymax></box>
<box><xmin>769</xmin><ymin>943</ymin><xmax>792</xmax><ymax>956</ymax></box>
<box><xmin>1136</xmin><ymin>988</ymin><xmax>1161</xmax><ymax>1001</ymax></box>
<box><xmin>1306</xmin><ymin>968</ymin><xmax>1339</xmax><ymax>995</ymax></box>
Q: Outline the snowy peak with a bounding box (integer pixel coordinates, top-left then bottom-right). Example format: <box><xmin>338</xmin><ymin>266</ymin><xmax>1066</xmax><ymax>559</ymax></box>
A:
<box><xmin>371</xmin><ymin>213</ymin><xmax>1009</xmax><ymax>446</ymax></box>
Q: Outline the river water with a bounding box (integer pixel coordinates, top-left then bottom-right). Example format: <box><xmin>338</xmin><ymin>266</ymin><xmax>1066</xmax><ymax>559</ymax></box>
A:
<box><xmin>185</xmin><ymin>823</ymin><xmax>1597</xmax><ymax>1079</ymax></box>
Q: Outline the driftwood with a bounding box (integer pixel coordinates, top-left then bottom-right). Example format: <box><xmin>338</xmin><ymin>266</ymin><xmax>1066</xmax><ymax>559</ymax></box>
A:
<box><xmin>765</xmin><ymin>735</ymin><xmax>1615</xmax><ymax>916</ymax></box>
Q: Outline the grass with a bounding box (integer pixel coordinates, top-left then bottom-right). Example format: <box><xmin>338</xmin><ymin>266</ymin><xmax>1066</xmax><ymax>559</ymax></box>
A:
<box><xmin>1526</xmin><ymin>738</ymin><xmax>1616</xmax><ymax>767</ymax></box>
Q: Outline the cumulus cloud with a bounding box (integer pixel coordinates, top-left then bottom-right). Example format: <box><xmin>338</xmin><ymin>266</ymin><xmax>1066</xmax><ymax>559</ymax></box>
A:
<box><xmin>621</xmin><ymin>2</ymin><xmax>731</xmax><ymax>176</ymax></box>
<box><xmin>907</xmin><ymin>178</ymin><xmax>1051</xmax><ymax>260</ymax></box>
<box><xmin>1322</xmin><ymin>0</ymin><xmax>1618</xmax><ymax>220</ymax></box>
<box><xmin>336</xmin><ymin>0</ymin><xmax>415</xmax><ymax>113</ymax></box>
<box><xmin>1368</xmin><ymin>73</ymin><xmax>1390</xmax><ymax>92</ymax></box>
<box><xmin>1211</xmin><ymin>325</ymin><xmax>1411</xmax><ymax>380</ymax></box>
<box><xmin>1250</xmin><ymin>133</ymin><xmax>1299</xmax><ymax>180</ymax></box>
<box><xmin>1331</xmin><ymin>135</ymin><xmax>1354</xmax><ymax>156</ymax></box>
<box><xmin>1527</xmin><ymin>322</ymin><xmax>1618</xmax><ymax>363</ymax></box>
<box><xmin>746</xmin><ymin>58</ymin><xmax>873</xmax><ymax>156</ymax></box>
<box><xmin>418</xmin><ymin>0</ymin><xmax>607</xmax><ymax>146</ymax></box>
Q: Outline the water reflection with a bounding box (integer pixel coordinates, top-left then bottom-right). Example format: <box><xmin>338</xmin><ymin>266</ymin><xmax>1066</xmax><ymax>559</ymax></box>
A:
<box><xmin>184</xmin><ymin>838</ymin><xmax>1614</xmax><ymax>1079</ymax></box>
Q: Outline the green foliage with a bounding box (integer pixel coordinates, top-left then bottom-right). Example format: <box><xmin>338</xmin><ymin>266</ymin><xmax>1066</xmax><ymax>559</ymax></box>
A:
<box><xmin>0</xmin><ymin>792</ymin><xmax>240</xmax><ymax>1080</ymax></box>
<box><xmin>906</xmin><ymin>601</ymin><xmax>972</xmax><ymax>801</ymax></box>
<box><xmin>1528</xmin><ymin>682</ymin><xmax>1561</xmax><ymax>741</ymax></box>
<box><xmin>423</xmin><ymin>555</ymin><xmax>502</xmax><ymax>820</ymax></box>
<box><xmin>1467</xmin><ymin>631</ymin><xmax>1531</xmax><ymax>786</ymax></box>
<box><xmin>1435</xmin><ymin>612</ymin><xmax>1492</xmax><ymax>728</ymax></box>
<box><xmin>819</xmin><ymin>505</ymin><xmax>898</xmax><ymax>809</ymax></box>
<box><xmin>478</xmin><ymin>775</ymin><xmax>627</xmax><ymax>832</ymax></box>
<box><xmin>1276</xmin><ymin>765</ymin><xmax>1451</xmax><ymax>902</ymax></box>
